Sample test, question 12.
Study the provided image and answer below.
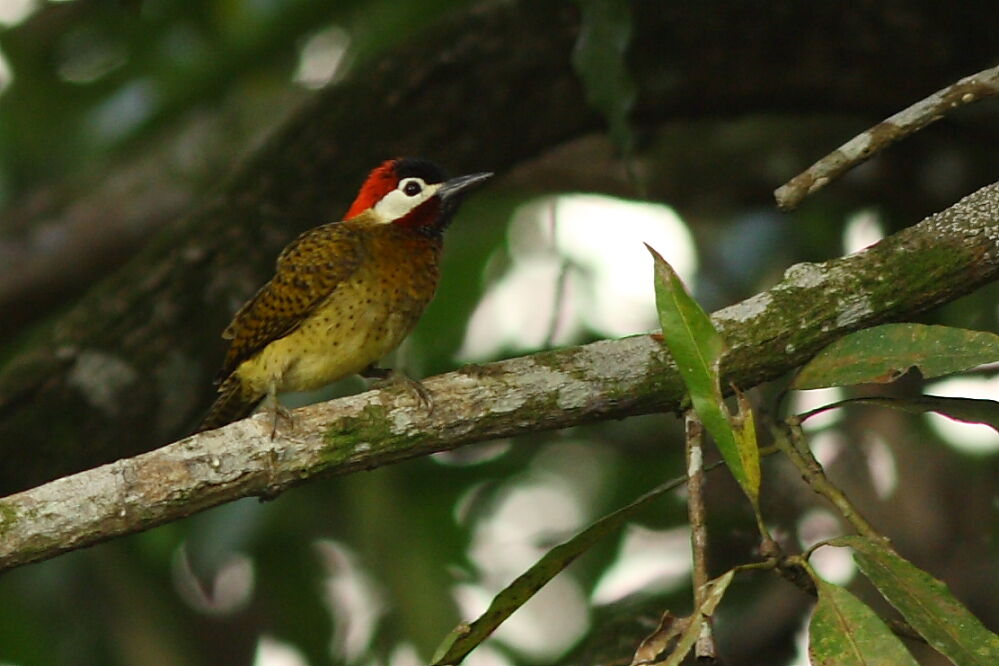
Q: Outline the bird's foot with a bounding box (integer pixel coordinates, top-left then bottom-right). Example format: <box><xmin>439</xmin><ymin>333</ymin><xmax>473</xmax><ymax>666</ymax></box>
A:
<box><xmin>270</xmin><ymin>403</ymin><xmax>295</xmax><ymax>440</ymax></box>
<box><xmin>260</xmin><ymin>394</ymin><xmax>295</xmax><ymax>440</ymax></box>
<box><xmin>362</xmin><ymin>365</ymin><xmax>434</xmax><ymax>412</ymax></box>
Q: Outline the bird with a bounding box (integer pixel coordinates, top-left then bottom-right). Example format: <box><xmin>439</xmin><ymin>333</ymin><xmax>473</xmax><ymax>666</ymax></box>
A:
<box><xmin>196</xmin><ymin>158</ymin><xmax>492</xmax><ymax>433</ymax></box>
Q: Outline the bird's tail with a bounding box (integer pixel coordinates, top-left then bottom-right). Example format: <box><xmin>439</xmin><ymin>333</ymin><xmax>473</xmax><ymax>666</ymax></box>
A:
<box><xmin>195</xmin><ymin>376</ymin><xmax>262</xmax><ymax>433</ymax></box>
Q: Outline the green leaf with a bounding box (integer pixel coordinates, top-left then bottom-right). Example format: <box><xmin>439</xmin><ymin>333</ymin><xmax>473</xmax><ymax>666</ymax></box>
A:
<box><xmin>793</xmin><ymin>324</ymin><xmax>999</xmax><ymax>390</ymax></box>
<box><xmin>832</xmin><ymin>536</ymin><xmax>999</xmax><ymax>665</ymax></box>
<box><xmin>647</xmin><ymin>244</ymin><xmax>749</xmax><ymax>492</ymax></box>
<box><xmin>572</xmin><ymin>0</ymin><xmax>636</xmax><ymax>153</ymax></box>
<box><xmin>809</xmin><ymin>578</ymin><xmax>919</xmax><ymax>666</ymax></box>
<box><xmin>660</xmin><ymin>570</ymin><xmax>734</xmax><ymax>666</ymax></box>
<box><xmin>732</xmin><ymin>388</ymin><xmax>761</xmax><ymax>504</ymax></box>
<box><xmin>431</xmin><ymin>477</ymin><xmax>686</xmax><ymax>666</ymax></box>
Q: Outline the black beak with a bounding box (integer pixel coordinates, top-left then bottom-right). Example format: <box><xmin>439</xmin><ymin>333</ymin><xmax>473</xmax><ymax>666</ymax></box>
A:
<box><xmin>438</xmin><ymin>172</ymin><xmax>494</xmax><ymax>201</ymax></box>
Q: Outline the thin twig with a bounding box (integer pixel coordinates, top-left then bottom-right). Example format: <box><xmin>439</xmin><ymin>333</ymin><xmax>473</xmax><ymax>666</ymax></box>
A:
<box><xmin>684</xmin><ymin>411</ymin><xmax>718</xmax><ymax>661</ymax></box>
<box><xmin>775</xmin><ymin>64</ymin><xmax>999</xmax><ymax>210</ymax></box>
<box><xmin>774</xmin><ymin>421</ymin><xmax>884</xmax><ymax>542</ymax></box>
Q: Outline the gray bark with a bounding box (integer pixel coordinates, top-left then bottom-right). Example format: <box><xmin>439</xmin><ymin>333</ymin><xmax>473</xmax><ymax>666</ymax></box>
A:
<box><xmin>1</xmin><ymin>0</ymin><xmax>997</xmax><ymax>493</ymax></box>
<box><xmin>3</xmin><ymin>178</ymin><xmax>997</xmax><ymax>570</ymax></box>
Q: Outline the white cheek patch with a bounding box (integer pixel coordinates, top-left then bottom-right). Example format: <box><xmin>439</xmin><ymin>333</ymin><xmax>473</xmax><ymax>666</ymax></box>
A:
<box><xmin>371</xmin><ymin>181</ymin><xmax>441</xmax><ymax>223</ymax></box>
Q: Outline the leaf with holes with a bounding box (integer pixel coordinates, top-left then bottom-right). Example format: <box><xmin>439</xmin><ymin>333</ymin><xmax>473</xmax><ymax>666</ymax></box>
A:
<box><xmin>793</xmin><ymin>324</ymin><xmax>999</xmax><ymax>389</ymax></box>
<box><xmin>809</xmin><ymin>577</ymin><xmax>919</xmax><ymax>666</ymax></box>
<box><xmin>630</xmin><ymin>612</ymin><xmax>687</xmax><ymax>666</ymax></box>
<box><xmin>832</xmin><ymin>536</ymin><xmax>999</xmax><ymax>665</ymax></box>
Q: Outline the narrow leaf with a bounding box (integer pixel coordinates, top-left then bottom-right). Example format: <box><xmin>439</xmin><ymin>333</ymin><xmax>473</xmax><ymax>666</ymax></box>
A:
<box><xmin>647</xmin><ymin>244</ymin><xmax>749</xmax><ymax>490</ymax></box>
<box><xmin>799</xmin><ymin>396</ymin><xmax>999</xmax><ymax>432</ymax></box>
<box><xmin>809</xmin><ymin>578</ymin><xmax>919</xmax><ymax>666</ymax></box>
<box><xmin>431</xmin><ymin>477</ymin><xmax>684</xmax><ymax>665</ymax></box>
<box><xmin>572</xmin><ymin>0</ymin><xmax>636</xmax><ymax>153</ymax></box>
<box><xmin>660</xmin><ymin>570</ymin><xmax>734</xmax><ymax>666</ymax></box>
<box><xmin>793</xmin><ymin>324</ymin><xmax>999</xmax><ymax>390</ymax></box>
<box><xmin>832</xmin><ymin>536</ymin><xmax>999</xmax><ymax>665</ymax></box>
<box><xmin>732</xmin><ymin>388</ymin><xmax>761</xmax><ymax>504</ymax></box>
<box><xmin>630</xmin><ymin>612</ymin><xmax>687</xmax><ymax>666</ymax></box>
<box><xmin>803</xmin><ymin>395</ymin><xmax>999</xmax><ymax>433</ymax></box>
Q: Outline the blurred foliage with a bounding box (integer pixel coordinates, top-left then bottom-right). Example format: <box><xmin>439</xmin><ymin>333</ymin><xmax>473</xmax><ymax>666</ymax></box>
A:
<box><xmin>572</xmin><ymin>0</ymin><xmax>635</xmax><ymax>156</ymax></box>
<box><xmin>0</xmin><ymin>1</ymin><xmax>997</xmax><ymax>666</ymax></box>
<box><xmin>0</xmin><ymin>0</ymin><xmax>470</xmax><ymax>202</ymax></box>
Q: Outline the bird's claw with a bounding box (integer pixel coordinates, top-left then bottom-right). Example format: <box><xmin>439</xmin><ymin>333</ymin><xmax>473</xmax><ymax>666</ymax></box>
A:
<box><xmin>365</xmin><ymin>368</ymin><xmax>434</xmax><ymax>413</ymax></box>
<box><xmin>270</xmin><ymin>403</ymin><xmax>295</xmax><ymax>439</ymax></box>
<box><xmin>259</xmin><ymin>393</ymin><xmax>295</xmax><ymax>440</ymax></box>
<box><xmin>404</xmin><ymin>376</ymin><xmax>434</xmax><ymax>412</ymax></box>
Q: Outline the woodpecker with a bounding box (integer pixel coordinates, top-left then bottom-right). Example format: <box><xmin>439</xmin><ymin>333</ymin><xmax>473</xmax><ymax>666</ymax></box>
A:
<box><xmin>197</xmin><ymin>158</ymin><xmax>492</xmax><ymax>432</ymax></box>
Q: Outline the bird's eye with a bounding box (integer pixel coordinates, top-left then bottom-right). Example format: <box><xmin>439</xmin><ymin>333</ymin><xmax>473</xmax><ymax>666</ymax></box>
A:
<box><xmin>403</xmin><ymin>180</ymin><xmax>423</xmax><ymax>196</ymax></box>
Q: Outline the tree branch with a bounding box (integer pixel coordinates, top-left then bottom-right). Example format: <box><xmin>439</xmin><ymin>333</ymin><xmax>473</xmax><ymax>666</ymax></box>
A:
<box><xmin>2</xmin><ymin>178</ymin><xmax>997</xmax><ymax>572</ymax></box>
<box><xmin>2</xmin><ymin>0</ymin><xmax>999</xmax><ymax>494</ymax></box>
<box><xmin>774</xmin><ymin>63</ymin><xmax>999</xmax><ymax>211</ymax></box>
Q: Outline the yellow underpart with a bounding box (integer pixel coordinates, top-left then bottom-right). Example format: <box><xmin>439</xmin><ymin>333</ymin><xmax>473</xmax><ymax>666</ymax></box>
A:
<box><xmin>233</xmin><ymin>219</ymin><xmax>440</xmax><ymax>397</ymax></box>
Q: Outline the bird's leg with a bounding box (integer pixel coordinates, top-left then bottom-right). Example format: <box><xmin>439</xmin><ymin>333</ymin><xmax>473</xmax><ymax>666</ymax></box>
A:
<box><xmin>260</xmin><ymin>383</ymin><xmax>294</xmax><ymax>440</ymax></box>
<box><xmin>360</xmin><ymin>364</ymin><xmax>434</xmax><ymax>412</ymax></box>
